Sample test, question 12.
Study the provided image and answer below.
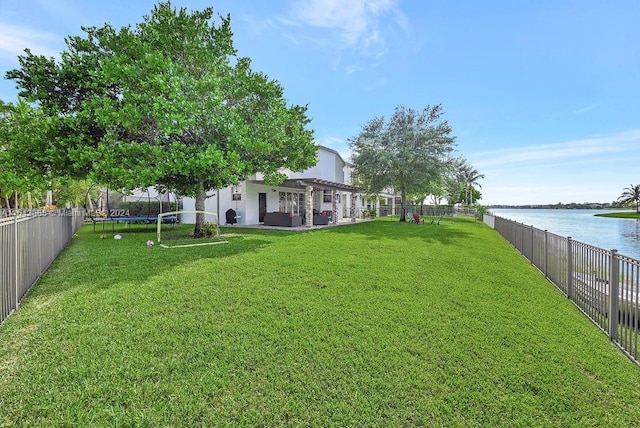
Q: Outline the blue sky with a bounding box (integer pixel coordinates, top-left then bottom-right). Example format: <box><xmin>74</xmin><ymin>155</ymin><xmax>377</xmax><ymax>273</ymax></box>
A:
<box><xmin>1</xmin><ymin>0</ymin><xmax>639</xmax><ymax>205</ymax></box>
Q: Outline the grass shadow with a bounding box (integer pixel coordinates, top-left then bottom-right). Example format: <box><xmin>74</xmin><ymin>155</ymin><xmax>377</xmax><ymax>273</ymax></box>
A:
<box><xmin>31</xmin><ymin>225</ymin><xmax>275</xmax><ymax>299</ymax></box>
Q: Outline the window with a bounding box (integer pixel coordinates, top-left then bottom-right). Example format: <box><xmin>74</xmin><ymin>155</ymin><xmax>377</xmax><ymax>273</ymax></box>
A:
<box><xmin>231</xmin><ymin>185</ymin><xmax>241</xmax><ymax>201</ymax></box>
<box><xmin>279</xmin><ymin>190</ymin><xmax>305</xmax><ymax>214</ymax></box>
<box><xmin>323</xmin><ymin>190</ymin><xmax>332</xmax><ymax>203</ymax></box>
<box><xmin>290</xmin><ymin>192</ymin><xmax>297</xmax><ymax>214</ymax></box>
<box><xmin>298</xmin><ymin>193</ymin><xmax>305</xmax><ymax>216</ymax></box>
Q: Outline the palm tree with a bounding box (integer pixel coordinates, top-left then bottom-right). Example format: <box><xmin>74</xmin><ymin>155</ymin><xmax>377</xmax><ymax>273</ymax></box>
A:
<box><xmin>618</xmin><ymin>184</ymin><xmax>640</xmax><ymax>213</ymax></box>
<box><xmin>458</xmin><ymin>163</ymin><xmax>485</xmax><ymax>205</ymax></box>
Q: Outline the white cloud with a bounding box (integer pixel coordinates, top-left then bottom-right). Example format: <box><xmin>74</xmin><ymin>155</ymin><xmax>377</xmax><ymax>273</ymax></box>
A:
<box><xmin>469</xmin><ymin>130</ymin><xmax>640</xmax><ymax>170</ymax></box>
<box><xmin>0</xmin><ymin>23</ymin><xmax>61</xmax><ymax>59</ymax></box>
<box><xmin>282</xmin><ymin>0</ymin><xmax>407</xmax><ymax>53</ymax></box>
<box><xmin>345</xmin><ymin>63</ymin><xmax>362</xmax><ymax>75</ymax></box>
<box><xmin>574</xmin><ymin>103</ymin><xmax>598</xmax><ymax>114</ymax></box>
<box><xmin>468</xmin><ymin>130</ymin><xmax>640</xmax><ymax>205</ymax></box>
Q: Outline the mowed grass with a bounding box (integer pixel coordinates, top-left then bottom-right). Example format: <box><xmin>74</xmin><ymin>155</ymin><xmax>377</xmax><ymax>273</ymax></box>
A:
<box><xmin>1</xmin><ymin>217</ymin><xmax>640</xmax><ymax>426</ymax></box>
<box><xmin>595</xmin><ymin>211</ymin><xmax>640</xmax><ymax>219</ymax></box>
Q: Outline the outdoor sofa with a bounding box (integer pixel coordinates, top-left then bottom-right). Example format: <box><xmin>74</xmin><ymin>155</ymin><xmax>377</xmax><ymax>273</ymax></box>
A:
<box><xmin>312</xmin><ymin>214</ymin><xmax>329</xmax><ymax>225</ymax></box>
<box><xmin>263</xmin><ymin>211</ymin><xmax>303</xmax><ymax>227</ymax></box>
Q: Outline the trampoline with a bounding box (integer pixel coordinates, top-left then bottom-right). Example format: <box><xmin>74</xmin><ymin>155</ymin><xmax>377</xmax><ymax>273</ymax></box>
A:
<box><xmin>86</xmin><ymin>186</ymin><xmax>179</xmax><ymax>232</ymax></box>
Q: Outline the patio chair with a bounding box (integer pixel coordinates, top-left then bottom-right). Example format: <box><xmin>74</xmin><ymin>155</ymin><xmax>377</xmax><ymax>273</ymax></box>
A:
<box><xmin>431</xmin><ymin>215</ymin><xmax>444</xmax><ymax>225</ymax></box>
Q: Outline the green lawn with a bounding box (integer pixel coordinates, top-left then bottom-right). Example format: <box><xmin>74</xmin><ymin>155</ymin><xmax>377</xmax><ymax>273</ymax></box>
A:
<box><xmin>595</xmin><ymin>211</ymin><xmax>640</xmax><ymax>219</ymax></box>
<box><xmin>1</xmin><ymin>217</ymin><xmax>639</xmax><ymax>426</ymax></box>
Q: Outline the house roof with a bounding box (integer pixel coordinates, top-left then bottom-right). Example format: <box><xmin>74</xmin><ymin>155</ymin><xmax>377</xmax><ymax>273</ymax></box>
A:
<box><xmin>250</xmin><ymin>178</ymin><xmax>362</xmax><ymax>193</ymax></box>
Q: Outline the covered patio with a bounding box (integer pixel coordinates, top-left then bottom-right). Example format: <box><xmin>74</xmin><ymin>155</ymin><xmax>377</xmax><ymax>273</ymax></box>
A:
<box><xmin>249</xmin><ymin>177</ymin><xmax>362</xmax><ymax>228</ymax></box>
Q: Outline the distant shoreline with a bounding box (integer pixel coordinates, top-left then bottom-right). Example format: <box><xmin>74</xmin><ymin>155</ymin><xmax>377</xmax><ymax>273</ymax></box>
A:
<box><xmin>488</xmin><ymin>206</ymin><xmax>639</xmax><ymax>219</ymax></box>
<box><xmin>489</xmin><ymin>205</ymin><xmax>630</xmax><ymax>210</ymax></box>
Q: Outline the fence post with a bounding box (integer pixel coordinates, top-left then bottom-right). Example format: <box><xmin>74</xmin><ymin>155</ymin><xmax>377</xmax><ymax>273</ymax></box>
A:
<box><xmin>38</xmin><ymin>214</ymin><xmax>43</xmax><ymax>276</ymax></box>
<box><xmin>544</xmin><ymin>230</ymin><xmax>548</xmax><ymax>278</ymax></box>
<box><xmin>609</xmin><ymin>249</ymin><xmax>619</xmax><ymax>341</ymax></box>
<box><xmin>530</xmin><ymin>225</ymin><xmax>534</xmax><ymax>265</ymax></box>
<box><xmin>567</xmin><ymin>237</ymin><xmax>573</xmax><ymax>300</ymax></box>
<box><xmin>13</xmin><ymin>214</ymin><xmax>18</xmax><ymax>311</ymax></box>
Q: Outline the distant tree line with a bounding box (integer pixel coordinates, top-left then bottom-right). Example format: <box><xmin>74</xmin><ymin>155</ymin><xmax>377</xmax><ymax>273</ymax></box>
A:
<box><xmin>490</xmin><ymin>201</ymin><xmax>629</xmax><ymax>210</ymax></box>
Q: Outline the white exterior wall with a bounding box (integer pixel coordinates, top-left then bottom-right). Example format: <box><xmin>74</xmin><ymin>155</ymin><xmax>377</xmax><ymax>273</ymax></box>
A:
<box><xmin>288</xmin><ymin>147</ymin><xmax>344</xmax><ymax>182</ymax></box>
<box><xmin>334</xmin><ymin>154</ymin><xmax>344</xmax><ymax>183</ymax></box>
<box><xmin>180</xmin><ymin>183</ymin><xmax>267</xmax><ymax>225</ymax></box>
<box><xmin>344</xmin><ymin>163</ymin><xmax>353</xmax><ymax>186</ymax></box>
<box><xmin>181</xmin><ymin>188</ymin><xmax>222</xmax><ymax>224</ymax></box>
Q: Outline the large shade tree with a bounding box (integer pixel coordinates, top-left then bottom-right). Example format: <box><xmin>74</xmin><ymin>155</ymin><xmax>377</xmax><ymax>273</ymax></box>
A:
<box><xmin>349</xmin><ymin>104</ymin><xmax>456</xmax><ymax>221</ymax></box>
<box><xmin>0</xmin><ymin>100</ymin><xmax>51</xmax><ymax>208</ymax></box>
<box><xmin>0</xmin><ymin>100</ymin><xmax>17</xmax><ymax>207</ymax></box>
<box><xmin>6</xmin><ymin>1</ymin><xmax>317</xmax><ymax>234</ymax></box>
<box><xmin>618</xmin><ymin>184</ymin><xmax>640</xmax><ymax>213</ymax></box>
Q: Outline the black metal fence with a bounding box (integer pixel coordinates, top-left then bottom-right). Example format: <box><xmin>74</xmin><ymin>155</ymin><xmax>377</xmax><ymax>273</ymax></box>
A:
<box><xmin>0</xmin><ymin>209</ymin><xmax>85</xmax><ymax>324</ymax></box>
<box><xmin>484</xmin><ymin>213</ymin><xmax>640</xmax><ymax>364</ymax></box>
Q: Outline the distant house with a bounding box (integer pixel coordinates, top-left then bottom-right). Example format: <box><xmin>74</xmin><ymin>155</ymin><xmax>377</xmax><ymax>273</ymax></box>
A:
<box><xmin>344</xmin><ymin>163</ymin><xmax>399</xmax><ymax>217</ymax></box>
<box><xmin>180</xmin><ymin>145</ymin><xmax>362</xmax><ymax>227</ymax></box>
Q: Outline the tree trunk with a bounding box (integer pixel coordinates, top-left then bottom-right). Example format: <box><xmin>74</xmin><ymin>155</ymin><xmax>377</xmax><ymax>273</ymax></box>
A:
<box><xmin>86</xmin><ymin>193</ymin><xmax>94</xmax><ymax>213</ymax></box>
<box><xmin>399</xmin><ymin>188</ymin><xmax>407</xmax><ymax>222</ymax></box>
<box><xmin>193</xmin><ymin>180</ymin><xmax>206</xmax><ymax>237</ymax></box>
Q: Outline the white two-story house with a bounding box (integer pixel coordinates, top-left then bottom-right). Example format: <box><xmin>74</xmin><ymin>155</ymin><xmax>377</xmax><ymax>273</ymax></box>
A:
<box><xmin>180</xmin><ymin>145</ymin><xmax>362</xmax><ymax>227</ymax></box>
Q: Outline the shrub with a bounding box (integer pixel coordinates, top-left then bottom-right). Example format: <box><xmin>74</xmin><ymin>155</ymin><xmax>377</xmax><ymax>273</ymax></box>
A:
<box><xmin>202</xmin><ymin>221</ymin><xmax>217</xmax><ymax>237</ymax></box>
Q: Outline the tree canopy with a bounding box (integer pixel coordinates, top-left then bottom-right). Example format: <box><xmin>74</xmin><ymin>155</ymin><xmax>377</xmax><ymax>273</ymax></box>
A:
<box><xmin>447</xmin><ymin>158</ymin><xmax>484</xmax><ymax>206</ymax></box>
<box><xmin>348</xmin><ymin>104</ymin><xmax>457</xmax><ymax>221</ymax></box>
<box><xmin>6</xmin><ymin>1</ymin><xmax>317</xmax><ymax>232</ymax></box>
<box><xmin>0</xmin><ymin>100</ymin><xmax>51</xmax><ymax>207</ymax></box>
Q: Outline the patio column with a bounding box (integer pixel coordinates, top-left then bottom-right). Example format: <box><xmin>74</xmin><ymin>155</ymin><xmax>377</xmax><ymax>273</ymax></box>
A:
<box><xmin>332</xmin><ymin>190</ymin><xmax>338</xmax><ymax>224</ymax></box>
<box><xmin>350</xmin><ymin>193</ymin><xmax>357</xmax><ymax>222</ymax></box>
<box><xmin>305</xmin><ymin>185</ymin><xmax>313</xmax><ymax>227</ymax></box>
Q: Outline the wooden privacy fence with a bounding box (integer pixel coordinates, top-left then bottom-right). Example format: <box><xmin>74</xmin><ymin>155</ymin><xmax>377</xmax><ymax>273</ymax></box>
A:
<box><xmin>0</xmin><ymin>209</ymin><xmax>85</xmax><ymax>325</ymax></box>
<box><xmin>484</xmin><ymin>213</ymin><xmax>640</xmax><ymax>365</ymax></box>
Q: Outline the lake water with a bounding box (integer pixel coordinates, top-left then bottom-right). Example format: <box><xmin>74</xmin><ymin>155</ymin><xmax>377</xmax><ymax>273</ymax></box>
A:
<box><xmin>490</xmin><ymin>209</ymin><xmax>640</xmax><ymax>260</ymax></box>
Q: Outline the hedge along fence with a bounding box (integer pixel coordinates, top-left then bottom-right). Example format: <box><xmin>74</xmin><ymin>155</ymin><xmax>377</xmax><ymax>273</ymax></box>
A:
<box><xmin>0</xmin><ymin>209</ymin><xmax>85</xmax><ymax>325</ymax></box>
<box><xmin>484</xmin><ymin>213</ymin><xmax>640</xmax><ymax>365</ymax></box>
